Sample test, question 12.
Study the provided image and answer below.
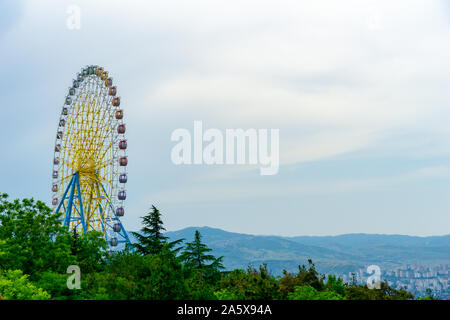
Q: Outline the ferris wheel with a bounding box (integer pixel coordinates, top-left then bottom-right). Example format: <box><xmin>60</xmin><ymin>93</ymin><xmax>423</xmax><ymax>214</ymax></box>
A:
<box><xmin>51</xmin><ymin>65</ymin><xmax>131</xmax><ymax>249</ymax></box>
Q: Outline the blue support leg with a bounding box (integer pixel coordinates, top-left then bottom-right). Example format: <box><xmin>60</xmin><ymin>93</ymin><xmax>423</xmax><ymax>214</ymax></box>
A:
<box><xmin>64</xmin><ymin>174</ymin><xmax>77</xmax><ymax>228</ymax></box>
<box><xmin>75</xmin><ymin>173</ymin><xmax>87</xmax><ymax>233</ymax></box>
<box><xmin>55</xmin><ymin>176</ymin><xmax>74</xmax><ymax>217</ymax></box>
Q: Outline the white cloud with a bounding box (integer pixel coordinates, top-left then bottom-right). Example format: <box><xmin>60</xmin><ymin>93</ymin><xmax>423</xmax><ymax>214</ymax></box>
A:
<box><xmin>129</xmin><ymin>0</ymin><xmax>450</xmax><ymax>165</ymax></box>
<box><xmin>2</xmin><ymin>0</ymin><xmax>450</xmax><ymax>235</ymax></box>
<box><xmin>145</xmin><ymin>165</ymin><xmax>450</xmax><ymax>205</ymax></box>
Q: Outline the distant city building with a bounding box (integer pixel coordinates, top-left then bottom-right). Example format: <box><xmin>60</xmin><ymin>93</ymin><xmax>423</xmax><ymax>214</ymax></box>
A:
<box><xmin>339</xmin><ymin>264</ymin><xmax>449</xmax><ymax>299</ymax></box>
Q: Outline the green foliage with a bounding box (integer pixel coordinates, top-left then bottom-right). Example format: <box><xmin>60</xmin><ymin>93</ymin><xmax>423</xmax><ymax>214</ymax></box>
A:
<box><xmin>180</xmin><ymin>230</ymin><xmax>224</xmax><ymax>284</ymax></box>
<box><xmin>84</xmin><ymin>245</ymin><xmax>188</xmax><ymax>299</ymax></box>
<box><xmin>0</xmin><ymin>270</ymin><xmax>50</xmax><ymax>300</ymax></box>
<box><xmin>345</xmin><ymin>281</ymin><xmax>414</xmax><ymax>300</ymax></box>
<box><xmin>288</xmin><ymin>285</ymin><xmax>345</xmax><ymax>300</ymax></box>
<box><xmin>0</xmin><ymin>194</ymin><xmax>421</xmax><ymax>301</ymax></box>
<box><xmin>133</xmin><ymin>245</ymin><xmax>188</xmax><ymax>299</ymax></box>
<box><xmin>214</xmin><ymin>288</ymin><xmax>239</xmax><ymax>300</ymax></box>
<box><xmin>0</xmin><ymin>194</ymin><xmax>74</xmax><ymax>275</ymax></box>
<box><xmin>325</xmin><ymin>274</ymin><xmax>346</xmax><ymax>296</ymax></box>
<box><xmin>218</xmin><ymin>265</ymin><xmax>282</xmax><ymax>300</ymax></box>
<box><xmin>82</xmin><ymin>272</ymin><xmax>137</xmax><ymax>300</ymax></box>
<box><xmin>279</xmin><ymin>259</ymin><xmax>325</xmax><ymax>296</ymax></box>
<box><xmin>419</xmin><ymin>288</ymin><xmax>437</xmax><ymax>300</ymax></box>
<box><xmin>131</xmin><ymin>206</ymin><xmax>183</xmax><ymax>255</ymax></box>
<box><xmin>104</xmin><ymin>247</ymin><xmax>144</xmax><ymax>280</ymax></box>
<box><xmin>69</xmin><ymin>230</ymin><xmax>107</xmax><ymax>273</ymax></box>
<box><xmin>33</xmin><ymin>271</ymin><xmax>87</xmax><ymax>300</ymax></box>
<box><xmin>184</xmin><ymin>269</ymin><xmax>216</xmax><ymax>300</ymax></box>
<box><xmin>419</xmin><ymin>295</ymin><xmax>436</xmax><ymax>300</ymax></box>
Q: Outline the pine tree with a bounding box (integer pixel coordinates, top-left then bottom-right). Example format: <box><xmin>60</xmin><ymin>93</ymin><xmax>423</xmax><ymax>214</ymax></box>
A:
<box><xmin>180</xmin><ymin>230</ymin><xmax>224</xmax><ymax>272</ymax></box>
<box><xmin>131</xmin><ymin>205</ymin><xmax>183</xmax><ymax>255</ymax></box>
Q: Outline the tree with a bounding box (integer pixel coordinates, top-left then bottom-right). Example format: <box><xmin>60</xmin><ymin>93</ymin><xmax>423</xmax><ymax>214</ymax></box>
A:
<box><xmin>131</xmin><ymin>205</ymin><xmax>183</xmax><ymax>255</ymax></box>
<box><xmin>82</xmin><ymin>272</ymin><xmax>137</xmax><ymax>300</ymax></box>
<box><xmin>0</xmin><ymin>194</ymin><xmax>74</xmax><ymax>276</ymax></box>
<box><xmin>325</xmin><ymin>274</ymin><xmax>346</xmax><ymax>296</ymax></box>
<box><xmin>94</xmin><ymin>244</ymin><xmax>189</xmax><ymax>300</ymax></box>
<box><xmin>420</xmin><ymin>288</ymin><xmax>437</xmax><ymax>300</ymax></box>
<box><xmin>134</xmin><ymin>245</ymin><xmax>188</xmax><ymax>299</ymax></box>
<box><xmin>345</xmin><ymin>280</ymin><xmax>414</xmax><ymax>300</ymax></box>
<box><xmin>184</xmin><ymin>269</ymin><xmax>217</xmax><ymax>300</ymax></box>
<box><xmin>217</xmin><ymin>265</ymin><xmax>282</xmax><ymax>300</ymax></box>
<box><xmin>84</xmin><ymin>248</ymin><xmax>143</xmax><ymax>300</ymax></box>
<box><xmin>0</xmin><ymin>270</ymin><xmax>51</xmax><ymax>300</ymax></box>
<box><xmin>288</xmin><ymin>285</ymin><xmax>344</xmax><ymax>300</ymax></box>
<box><xmin>181</xmin><ymin>230</ymin><xmax>223</xmax><ymax>270</ymax></box>
<box><xmin>69</xmin><ymin>230</ymin><xmax>108</xmax><ymax>273</ymax></box>
<box><xmin>279</xmin><ymin>259</ymin><xmax>325</xmax><ymax>296</ymax></box>
<box><xmin>33</xmin><ymin>271</ymin><xmax>87</xmax><ymax>300</ymax></box>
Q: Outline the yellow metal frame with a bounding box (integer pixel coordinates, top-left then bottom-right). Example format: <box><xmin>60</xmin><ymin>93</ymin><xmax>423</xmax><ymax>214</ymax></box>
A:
<box><xmin>55</xmin><ymin>78</ymin><xmax>120</xmax><ymax>235</ymax></box>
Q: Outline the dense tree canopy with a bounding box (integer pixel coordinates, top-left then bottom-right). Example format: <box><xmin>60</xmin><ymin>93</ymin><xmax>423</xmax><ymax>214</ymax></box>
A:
<box><xmin>0</xmin><ymin>270</ymin><xmax>50</xmax><ymax>300</ymax></box>
<box><xmin>0</xmin><ymin>194</ymin><xmax>74</xmax><ymax>276</ymax></box>
<box><xmin>0</xmin><ymin>194</ymin><xmax>422</xmax><ymax>300</ymax></box>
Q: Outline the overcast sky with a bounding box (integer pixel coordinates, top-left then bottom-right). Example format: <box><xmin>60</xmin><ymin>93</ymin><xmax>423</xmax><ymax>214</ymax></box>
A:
<box><xmin>1</xmin><ymin>0</ymin><xmax>449</xmax><ymax>236</ymax></box>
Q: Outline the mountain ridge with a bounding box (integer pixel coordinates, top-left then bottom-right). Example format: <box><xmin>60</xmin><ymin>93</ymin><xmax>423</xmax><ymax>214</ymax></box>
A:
<box><xmin>166</xmin><ymin>226</ymin><xmax>450</xmax><ymax>239</ymax></box>
<box><xmin>127</xmin><ymin>226</ymin><xmax>449</xmax><ymax>276</ymax></box>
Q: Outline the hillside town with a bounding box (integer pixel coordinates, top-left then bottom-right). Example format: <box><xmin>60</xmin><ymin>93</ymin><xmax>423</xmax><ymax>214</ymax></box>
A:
<box><xmin>341</xmin><ymin>264</ymin><xmax>449</xmax><ymax>299</ymax></box>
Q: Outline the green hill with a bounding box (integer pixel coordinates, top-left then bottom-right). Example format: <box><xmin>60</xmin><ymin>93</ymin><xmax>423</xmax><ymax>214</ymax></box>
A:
<box><xmin>153</xmin><ymin>227</ymin><xmax>450</xmax><ymax>275</ymax></box>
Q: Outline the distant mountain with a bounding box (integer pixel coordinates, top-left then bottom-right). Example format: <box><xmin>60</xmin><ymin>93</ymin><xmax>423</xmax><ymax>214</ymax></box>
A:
<box><xmin>284</xmin><ymin>233</ymin><xmax>450</xmax><ymax>271</ymax></box>
<box><xmin>286</xmin><ymin>233</ymin><xmax>450</xmax><ymax>248</ymax></box>
<box><xmin>128</xmin><ymin>227</ymin><xmax>450</xmax><ymax>276</ymax></box>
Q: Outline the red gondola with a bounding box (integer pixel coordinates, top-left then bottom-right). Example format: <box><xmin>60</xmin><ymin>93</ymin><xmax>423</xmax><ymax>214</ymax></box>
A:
<box><xmin>115</xmin><ymin>110</ymin><xmax>123</xmax><ymax>120</ymax></box>
<box><xmin>117</xmin><ymin>124</ymin><xmax>126</xmax><ymax>134</ymax></box>
<box><xmin>109</xmin><ymin>86</ymin><xmax>117</xmax><ymax>96</ymax></box>
<box><xmin>113</xmin><ymin>97</ymin><xmax>120</xmax><ymax>106</ymax></box>
<box><xmin>119</xmin><ymin>140</ymin><xmax>127</xmax><ymax>150</ymax></box>
<box><xmin>119</xmin><ymin>156</ymin><xmax>128</xmax><ymax>166</ymax></box>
